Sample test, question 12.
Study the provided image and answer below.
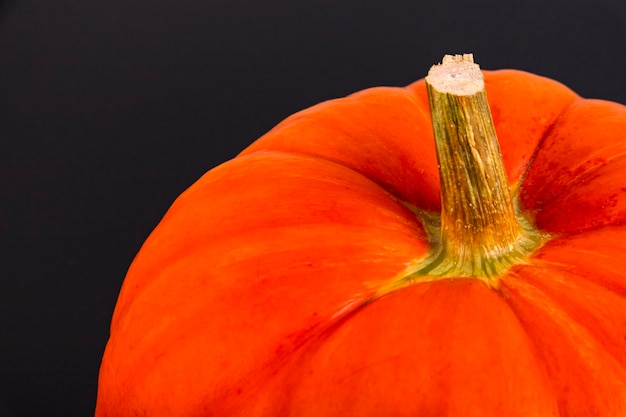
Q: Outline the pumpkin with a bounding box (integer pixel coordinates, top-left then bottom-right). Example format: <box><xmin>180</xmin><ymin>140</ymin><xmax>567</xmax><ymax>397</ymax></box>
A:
<box><xmin>95</xmin><ymin>55</ymin><xmax>626</xmax><ymax>416</ymax></box>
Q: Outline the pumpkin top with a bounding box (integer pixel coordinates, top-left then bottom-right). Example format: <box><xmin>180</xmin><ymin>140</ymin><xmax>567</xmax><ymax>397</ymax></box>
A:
<box><xmin>96</xmin><ymin>58</ymin><xmax>626</xmax><ymax>417</ymax></box>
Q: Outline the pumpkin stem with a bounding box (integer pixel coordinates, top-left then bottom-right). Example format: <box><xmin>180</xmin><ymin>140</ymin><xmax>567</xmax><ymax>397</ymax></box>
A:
<box><xmin>413</xmin><ymin>54</ymin><xmax>543</xmax><ymax>285</ymax></box>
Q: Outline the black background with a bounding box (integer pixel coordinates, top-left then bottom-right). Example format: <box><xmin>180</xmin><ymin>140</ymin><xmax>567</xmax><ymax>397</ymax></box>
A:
<box><xmin>2</xmin><ymin>0</ymin><xmax>626</xmax><ymax>415</ymax></box>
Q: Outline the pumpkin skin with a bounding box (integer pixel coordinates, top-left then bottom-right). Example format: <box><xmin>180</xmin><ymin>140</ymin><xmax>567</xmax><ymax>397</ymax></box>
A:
<box><xmin>95</xmin><ymin>70</ymin><xmax>626</xmax><ymax>416</ymax></box>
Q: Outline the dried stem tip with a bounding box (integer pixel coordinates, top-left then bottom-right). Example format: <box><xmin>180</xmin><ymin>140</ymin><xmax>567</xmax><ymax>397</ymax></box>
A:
<box><xmin>425</xmin><ymin>54</ymin><xmax>483</xmax><ymax>96</ymax></box>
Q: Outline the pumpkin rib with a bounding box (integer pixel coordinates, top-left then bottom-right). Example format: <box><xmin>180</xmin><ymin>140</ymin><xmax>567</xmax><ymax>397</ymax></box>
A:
<box><xmin>274</xmin><ymin>279</ymin><xmax>560</xmax><ymax>417</ymax></box>
<box><xmin>531</xmin><ymin>225</ymin><xmax>626</xmax><ymax>297</ymax></box>
<box><xmin>106</xmin><ymin>230</ymin><xmax>396</xmax><ymax>417</ymax></box>
<box><xmin>507</xmin><ymin>262</ymin><xmax>626</xmax><ymax>370</ymax></box>
<box><xmin>110</xmin><ymin>150</ymin><xmax>428</xmax><ymax>324</ymax></box>
<box><xmin>534</xmin><ymin>159</ymin><xmax>626</xmax><ymax>232</ymax></box>
<box><xmin>99</xmin><ymin>150</ymin><xmax>435</xmax><ymax>416</ymax></box>
<box><xmin>247</xmin><ymin>295</ymin><xmax>378</xmax><ymax>416</ymax></box>
<box><xmin>146</xmin><ymin>282</ymin><xmax>377</xmax><ymax>417</ymax></box>
<box><xmin>501</xmin><ymin>275</ymin><xmax>626</xmax><ymax>416</ymax></box>
<box><xmin>520</xmin><ymin>99</ymin><xmax>626</xmax><ymax>233</ymax></box>
<box><xmin>526</xmin><ymin>124</ymin><xmax>626</xmax><ymax>209</ymax></box>
<box><xmin>527</xmin><ymin>251</ymin><xmax>626</xmax><ymax>299</ymax></box>
<box><xmin>240</xmin><ymin>86</ymin><xmax>441</xmax><ymax>211</ymax></box>
<box><xmin>515</xmin><ymin>97</ymin><xmax>583</xmax><ymax>199</ymax></box>
<box><xmin>240</xmin><ymin>147</ymin><xmax>419</xmax><ymax>205</ymax></box>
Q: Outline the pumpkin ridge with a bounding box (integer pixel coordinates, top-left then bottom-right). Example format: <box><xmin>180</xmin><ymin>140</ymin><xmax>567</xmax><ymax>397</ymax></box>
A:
<box><xmin>519</xmin><ymin>100</ymin><xmax>626</xmax><ymax>233</ymax></box>
<box><xmin>501</xmin><ymin>276</ymin><xmax>626</xmax><ymax>416</ymax></box>
<box><xmin>239</xmin><ymin>86</ymin><xmax>441</xmax><ymax>211</ymax></box>
<box><xmin>528</xmin><ymin>154</ymin><xmax>626</xmax><ymax>218</ymax></box>
<box><xmin>531</xmin><ymin>225</ymin><xmax>626</xmax><ymax>296</ymax></box>
<box><xmin>277</xmin><ymin>279</ymin><xmax>562</xmax><ymax>416</ymax></box>
<box><xmin>516</xmin><ymin>96</ymin><xmax>584</xmax><ymax>200</ymax></box>
<box><xmin>206</xmin><ymin>294</ymin><xmax>377</xmax><ymax>413</ymax></box>
<box><xmin>237</xmin><ymin>148</ymin><xmax>431</xmax><ymax>213</ymax></box>
<box><xmin>236</xmin><ymin>148</ymin><xmax>389</xmax><ymax>188</ymax></box>
<box><xmin>509</xmin><ymin>263</ymin><xmax>626</xmax><ymax>369</ymax></box>
<box><xmin>494</xmin><ymin>274</ymin><xmax>569</xmax><ymax>417</ymax></box>
<box><xmin>516</xmin><ymin>117</ymin><xmax>562</xmax><ymax>197</ymax></box>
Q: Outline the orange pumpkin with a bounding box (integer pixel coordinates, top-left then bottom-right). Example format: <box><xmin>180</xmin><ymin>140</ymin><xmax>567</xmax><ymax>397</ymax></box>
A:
<box><xmin>96</xmin><ymin>56</ymin><xmax>626</xmax><ymax>416</ymax></box>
